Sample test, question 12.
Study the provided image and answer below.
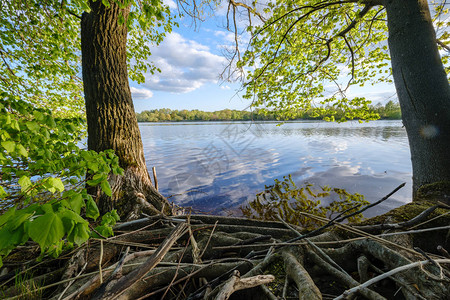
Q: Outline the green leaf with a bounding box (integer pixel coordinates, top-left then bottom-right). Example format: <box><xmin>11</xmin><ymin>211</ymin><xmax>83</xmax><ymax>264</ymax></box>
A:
<box><xmin>16</xmin><ymin>144</ymin><xmax>28</xmax><ymax>157</ymax></box>
<box><xmin>69</xmin><ymin>194</ymin><xmax>85</xmax><ymax>215</ymax></box>
<box><xmin>28</xmin><ymin>211</ymin><xmax>65</xmax><ymax>251</ymax></box>
<box><xmin>47</xmin><ymin>177</ymin><xmax>65</xmax><ymax>193</ymax></box>
<box><xmin>1</xmin><ymin>141</ymin><xmax>15</xmax><ymax>153</ymax></box>
<box><xmin>67</xmin><ymin>223</ymin><xmax>90</xmax><ymax>246</ymax></box>
<box><xmin>85</xmin><ymin>196</ymin><xmax>99</xmax><ymax>220</ymax></box>
<box><xmin>18</xmin><ymin>176</ymin><xmax>32</xmax><ymax>193</ymax></box>
<box><xmin>93</xmin><ymin>225</ymin><xmax>113</xmax><ymax>238</ymax></box>
<box><xmin>101</xmin><ymin>180</ymin><xmax>112</xmax><ymax>197</ymax></box>
<box><xmin>25</xmin><ymin>121</ymin><xmax>40</xmax><ymax>132</ymax></box>
<box><xmin>0</xmin><ymin>186</ymin><xmax>7</xmax><ymax>199</ymax></box>
<box><xmin>102</xmin><ymin>0</ymin><xmax>110</xmax><ymax>8</ymax></box>
<box><xmin>9</xmin><ymin>211</ymin><xmax>33</xmax><ymax>230</ymax></box>
<box><xmin>0</xmin><ymin>207</ymin><xmax>15</xmax><ymax>228</ymax></box>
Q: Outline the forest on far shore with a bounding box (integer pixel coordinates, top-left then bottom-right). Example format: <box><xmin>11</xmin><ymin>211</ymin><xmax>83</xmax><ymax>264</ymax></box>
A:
<box><xmin>136</xmin><ymin>100</ymin><xmax>401</xmax><ymax>122</ymax></box>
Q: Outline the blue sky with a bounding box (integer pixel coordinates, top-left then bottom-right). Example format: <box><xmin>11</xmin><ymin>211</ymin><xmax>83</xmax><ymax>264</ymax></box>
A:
<box><xmin>130</xmin><ymin>2</ymin><xmax>397</xmax><ymax>113</ymax></box>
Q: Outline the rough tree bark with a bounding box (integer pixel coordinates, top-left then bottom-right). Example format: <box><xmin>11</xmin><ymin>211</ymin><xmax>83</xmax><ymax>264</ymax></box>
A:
<box><xmin>384</xmin><ymin>0</ymin><xmax>450</xmax><ymax>197</ymax></box>
<box><xmin>81</xmin><ymin>1</ymin><xmax>171</xmax><ymax>219</ymax></box>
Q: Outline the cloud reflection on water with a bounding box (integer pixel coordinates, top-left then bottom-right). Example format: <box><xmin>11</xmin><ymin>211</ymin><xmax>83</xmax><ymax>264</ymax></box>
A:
<box><xmin>140</xmin><ymin>120</ymin><xmax>411</xmax><ymax>215</ymax></box>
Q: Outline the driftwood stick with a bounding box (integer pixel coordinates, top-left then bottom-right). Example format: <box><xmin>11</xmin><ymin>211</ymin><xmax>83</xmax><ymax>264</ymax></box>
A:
<box><xmin>99</xmin><ymin>240</ymin><xmax>104</xmax><ymax>284</ymax></box>
<box><xmin>282</xmin><ymin>274</ymin><xmax>289</xmax><ymax>300</ymax></box>
<box><xmin>300</xmin><ymin>212</ymin><xmax>419</xmax><ymax>256</ymax></box>
<box><xmin>437</xmin><ymin>245</ymin><xmax>450</xmax><ymax>258</ymax></box>
<box><xmin>200</xmin><ymin>221</ymin><xmax>218</xmax><ymax>259</ymax></box>
<box><xmin>276</xmin><ymin>214</ymin><xmax>302</xmax><ymax>237</ymax></box>
<box><xmin>282</xmin><ymin>251</ymin><xmax>322</xmax><ymax>300</ymax></box>
<box><xmin>214</xmin><ymin>270</ymin><xmax>240</xmax><ymax>300</ymax></box>
<box><xmin>214</xmin><ymin>270</ymin><xmax>275</xmax><ymax>300</ymax></box>
<box><xmin>61</xmin><ymin>249</ymin><xmax>158</xmax><ymax>299</ymax></box>
<box><xmin>309</xmin><ymin>251</ymin><xmax>386</xmax><ymax>300</ymax></box>
<box><xmin>213</xmin><ymin>225</ymin><xmax>450</xmax><ymax>250</ymax></box>
<box><xmin>364</xmin><ymin>257</ymin><xmax>428</xmax><ymax>300</ymax></box>
<box><xmin>188</xmin><ymin>217</ymin><xmax>202</xmax><ymax>264</ymax></box>
<box><xmin>355</xmin><ymin>205</ymin><xmax>439</xmax><ymax>231</ymax></box>
<box><xmin>305</xmin><ymin>238</ymin><xmax>349</xmax><ymax>276</ymax></box>
<box><xmin>334</xmin><ymin>259</ymin><xmax>450</xmax><ymax>300</ymax></box>
<box><xmin>57</xmin><ymin>262</ymin><xmax>87</xmax><ymax>300</ymax></box>
<box><xmin>242</xmin><ymin>247</ymin><xmax>275</xmax><ymax>278</ymax></box>
<box><xmin>92</xmin><ymin>222</ymin><xmax>188</xmax><ymax>300</ymax></box>
<box><xmin>152</xmin><ymin>166</ymin><xmax>158</xmax><ymax>191</ymax></box>
<box><xmin>335</xmin><ymin>183</ymin><xmax>406</xmax><ymax>223</ymax></box>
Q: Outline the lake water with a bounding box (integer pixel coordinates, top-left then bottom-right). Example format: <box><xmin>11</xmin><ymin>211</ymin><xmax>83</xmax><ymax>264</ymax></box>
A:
<box><xmin>140</xmin><ymin>120</ymin><xmax>412</xmax><ymax>217</ymax></box>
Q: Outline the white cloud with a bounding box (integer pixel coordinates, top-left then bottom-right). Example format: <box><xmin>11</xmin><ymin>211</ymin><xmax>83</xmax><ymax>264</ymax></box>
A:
<box><xmin>141</xmin><ymin>33</ymin><xmax>227</xmax><ymax>94</ymax></box>
<box><xmin>214</xmin><ymin>30</ymin><xmax>236</xmax><ymax>43</ymax></box>
<box><xmin>130</xmin><ymin>86</ymin><xmax>153</xmax><ymax>99</ymax></box>
<box><xmin>220</xmin><ymin>85</ymin><xmax>231</xmax><ymax>90</ymax></box>
<box><xmin>163</xmin><ymin>0</ymin><xmax>177</xmax><ymax>9</ymax></box>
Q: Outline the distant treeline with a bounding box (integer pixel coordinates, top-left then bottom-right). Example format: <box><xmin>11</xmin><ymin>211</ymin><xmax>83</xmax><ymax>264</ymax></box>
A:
<box><xmin>136</xmin><ymin>101</ymin><xmax>401</xmax><ymax>122</ymax></box>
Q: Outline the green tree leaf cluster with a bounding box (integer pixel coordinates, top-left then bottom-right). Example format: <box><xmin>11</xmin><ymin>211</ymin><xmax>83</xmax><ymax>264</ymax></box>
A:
<box><xmin>0</xmin><ymin>92</ymin><xmax>122</xmax><ymax>267</ymax></box>
<box><xmin>0</xmin><ymin>0</ymin><xmax>175</xmax><ymax>116</ymax></box>
<box><xmin>236</xmin><ymin>0</ymin><xmax>449</xmax><ymax>120</ymax></box>
<box><xmin>0</xmin><ymin>0</ymin><xmax>179</xmax><ymax>266</ymax></box>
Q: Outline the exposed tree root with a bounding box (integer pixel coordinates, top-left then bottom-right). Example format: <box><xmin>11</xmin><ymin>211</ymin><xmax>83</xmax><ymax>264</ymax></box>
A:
<box><xmin>1</xmin><ymin>200</ymin><xmax>450</xmax><ymax>300</ymax></box>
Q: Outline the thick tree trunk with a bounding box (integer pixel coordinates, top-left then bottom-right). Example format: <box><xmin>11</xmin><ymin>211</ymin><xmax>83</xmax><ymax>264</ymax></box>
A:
<box><xmin>80</xmin><ymin>1</ymin><xmax>171</xmax><ymax>219</ymax></box>
<box><xmin>385</xmin><ymin>0</ymin><xmax>450</xmax><ymax>198</ymax></box>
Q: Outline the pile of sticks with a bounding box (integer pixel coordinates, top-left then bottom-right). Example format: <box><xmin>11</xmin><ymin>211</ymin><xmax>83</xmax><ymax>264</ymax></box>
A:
<box><xmin>1</xmin><ymin>190</ymin><xmax>450</xmax><ymax>299</ymax></box>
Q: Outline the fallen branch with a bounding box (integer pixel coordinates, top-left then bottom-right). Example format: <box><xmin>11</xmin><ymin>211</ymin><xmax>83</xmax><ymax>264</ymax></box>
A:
<box><xmin>334</xmin><ymin>259</ymin><xmax>450</xmax><ymax>300</ymax></box>
<box><xmin>213</xmin><ymin>270</ymin><xmax>275</xmax><ymax>300</ymax></box>
<box><xmin>92</xmin><ymin>222</ymin><xmax>188</xmax><ymax>300</ymax></box>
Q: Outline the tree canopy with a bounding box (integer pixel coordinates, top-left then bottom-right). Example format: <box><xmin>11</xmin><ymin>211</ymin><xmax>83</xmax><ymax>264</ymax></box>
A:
<box><xmin>0</xmin><ymin>0</ymin><xmax>176</xmax><ymax>266</ymax></box>
<box><xmin>225</xmin><ymin>0</ymin><xmax>449</xmax><ymax>121</ymax></box>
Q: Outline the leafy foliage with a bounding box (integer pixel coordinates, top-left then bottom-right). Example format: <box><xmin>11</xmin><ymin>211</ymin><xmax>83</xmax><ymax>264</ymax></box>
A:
<box><xmin>0</xmin><ymin>92</ymin><xmax>122</xmax><ymax>266</ymax></box>
<box><xmin>235</xmin><ymin>0</ymin><xmax>449</xmax><ymax>121</ymax></box>
<box><xmin>0</xmin><ymin>0</ymin><xmax>177</xmax><ymax>268</ymax></box>
<box><xmin>241</xmin><ymin>175</ymin><xmax>369</xmax><ymax>229</ymax></box>
<box><xmin>0</xmin><ymin>0</ymin><xmax>175</xmax><ymax>117</ymax></box>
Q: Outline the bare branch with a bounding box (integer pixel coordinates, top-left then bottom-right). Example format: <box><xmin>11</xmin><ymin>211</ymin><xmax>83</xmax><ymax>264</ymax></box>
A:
<box><xmin>437</xmin><ymin>39</ymin><xmax>450</xmax><ymax>52</ymax></box>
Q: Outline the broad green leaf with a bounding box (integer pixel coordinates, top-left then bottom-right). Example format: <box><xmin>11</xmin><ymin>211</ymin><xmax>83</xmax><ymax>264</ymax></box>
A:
<box><xmin>18</xmin><ymin>176</ymin><xmax>32</xmax><ymax>193</ymax></box>
<box><xmin>47</xmin><ymin>177</ymin><xmax>65</xmax><ymax>193</ymax></box>
<box><xmin>25</xmin><ymin>121</ymin><xmax>40</xmax><ymax>132</ymax></box>
<box><xmin>0</xmin><ymin>225</ymin><xmax>28</xmax><ymax>255</ymax></box>
<box><xmin>101</xmin><ymin>180</ymin><xmax>112</xmax><ymax>197</ymax></box>
<box><xmin>69</xmin><ymin>194</ymin><xmax>85</xmax><ymax>215</ymax></box>
<box><xmin>0</xmin><ymin>186</ymin><xmax>7</xmax><ymax>199</ymax></box>
<box><xmin>28</xmin><ymin>211</ymin><xmax>65</xmax><ymax>251</ymax></box>
<box><xmin>85</xmin><ymin>196</ymin><xmax>99</xmax><ymax>220</ymax></box>
<box><xmin>16</xmin><ymin>144</ymin><xmax>28</xmax><ymax>157</ymax></box>
<box><xmin>93</xmin><ymin>225</ymin><xmax>113</xmax><ymax>238</ymax></box>
<box><xmin>9</xmin><ymin>212</ymin><xmax>33</xmax><ymax>230</ymax></box>
<box><xmin>0</xmin><ymin>207</ymin><xmax>15</xmax><ymax>227</ymax></box>
<box><xmin>1</xmin><ymin>141</ymin><xmax>15</xmax><ymax>153</ymax></box>
<box><xmin>67</xmin><ymin>223</ymin><xmax>90</xmax><ymax>246</ymax></box>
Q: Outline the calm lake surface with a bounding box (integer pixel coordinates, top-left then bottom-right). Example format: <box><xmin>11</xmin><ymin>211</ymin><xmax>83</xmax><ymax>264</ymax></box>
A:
<box><xmin>140</xmin><ymin>120</ymin><xmax>412</xmax><ymax>217</ymax></box>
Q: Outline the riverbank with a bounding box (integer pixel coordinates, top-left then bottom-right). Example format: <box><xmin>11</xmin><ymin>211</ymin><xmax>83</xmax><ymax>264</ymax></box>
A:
<box><xmin>136</xmin><ymin>102</ymin><xmax>402</xmax><ymax>122</ymax></box>
<box><xmin>1</xmin><ymin>192</ymin><xmax>449</xmax><ymax>299</ymax></box>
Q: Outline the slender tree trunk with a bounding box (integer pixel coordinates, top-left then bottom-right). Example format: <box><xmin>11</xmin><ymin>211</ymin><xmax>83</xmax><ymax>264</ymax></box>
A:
<box><xmin>385</xmin><ymin>0</ymin><xmax>450</xmax><ymax>198</ymax></box>
<box><xmin>81</xmin><ymin>1</ymin><xmax>171</xmax><ymax>219</ymax></box>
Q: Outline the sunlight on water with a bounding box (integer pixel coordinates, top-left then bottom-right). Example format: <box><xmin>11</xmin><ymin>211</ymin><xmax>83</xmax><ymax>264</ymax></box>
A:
<box><xmin>140</xmin><ymin>120</ymin><xmax>411</xmax><ymax>217</ymax></box>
